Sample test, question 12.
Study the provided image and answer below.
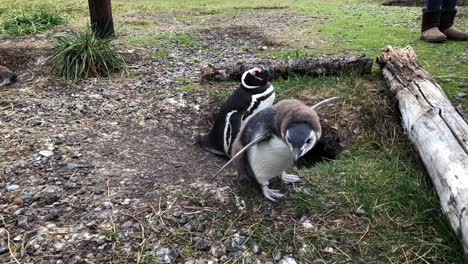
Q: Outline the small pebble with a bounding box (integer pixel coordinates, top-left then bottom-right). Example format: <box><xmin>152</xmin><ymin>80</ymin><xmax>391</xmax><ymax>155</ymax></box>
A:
<box><xmin>194</xmin><ymin>237</ymin><xmax>210</xmax><ymax>250</ymax></box>
<box><xmin>21</xmin><ymin>196</ymin><xmax>33</xmax><ymax>204</ymax></box>
<box><xmin>0</xmin><ymin>246</ymin><xmax>8</xmax><ymax>255</ymax></box>
<box><xmin>183</xmin><ymin>223</ymin><xmax>193</xmax><ymax>232</ymax></box>
<box><xmin>6</xmin><ymin>185</ymin><xmax>20</xmax><ymax>192</ymax></box>
<box><xmin>324</xmin><ymin>247</ymin><xmax>335</xmax><ymax>253</ymax></box>
<box><xmin>66</xmin><ymin>163</ymin><xmax>81</xmax><ymax>170</ymax></box>
<box><xmin>54</xmin><ymin>242</ymin><xmax>65</xmax><ymax>252</ymax></box>
<box><xmin>302</xmin><ymin>220</ymin><xmax>314</xmax><ymax>230</ymax></box>
<box><xmin>227</xmin><ymin>250</ymin><xmax>243</xmax><ymax>260</ymax></box>
<box><xmin>173</xmin><ymin>211</ymin><xmax>183</xmax><ymax>218</ymax></box>
<box><xmin>13</xmin><ymin>197</ymin><xmax>23</xmax><ymax>205</ymax></box>
<box><xmin>156</xmin><ymin>248</ymin><xmax>179</xmax><ymax>263</ymax></box>
<box><xmin>274</xmin><ymin>252</ymin><xmax>282</xmax><ymax>261</ymax></box>
<box><xmin>197</xmin><ymin>223</ymin><xmax>206</xmax><ymax>233</ymax></box>
<box><xmin>178</xmin><ymin>217</ymin><xmax>188</xmax><ymax>224</ymax></box>
<box><xmin>278</xmin><ymin>257</ymin><xmax>297</xmax><ymax>264</ymax></box>
<box><xmin>197</xmin><ymin>214</ymin><xmax>207</xmax><ymax>221</ymax></box>
<box><xmin>252</xmin><ymin>244</ymin><xmax>262</xmax><ymax>254</ymax></box>
<box><xmin>94</xmin><ymin>188</ymin><xmax>105</xmax><ymax>195</ymax></box>
<box><xmin>210</xmin><ymin>243</ymin><xmax>226</xmax><ymax>258</ymax></box>
<box><xmin>17</xmin><ymin>216</ymin><xmax>28</xmax><ymax>227</ymax></box>
<box><xmin>39</xmin><ymin>150</ymin><xmax>54</xmax><ymax>157</ymax></box>
<box><xmin>354</xmin><ymin>208</ymin><xmax>367</xmax><ymax>217</ymax></box>
<box><xmin>215</xmin><ymin>211</ymin><xmax>225</xmax><ymax>219</ymax></box>
<box><xmin>279</xmin><ymin>257</ymin><xmax>298</xmax><ymax>264</ymax></box>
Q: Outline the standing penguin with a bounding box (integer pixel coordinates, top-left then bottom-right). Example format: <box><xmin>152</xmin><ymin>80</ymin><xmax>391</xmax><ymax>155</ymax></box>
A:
<box><xmin>198</xmin><ymin>67</ymin><xmax>275</xmax><ymax>157</ymax></box>
<box><xmin>215</xmin><ymin>97</ymin><xmax>340</xmax><ymax>202</ymax></box>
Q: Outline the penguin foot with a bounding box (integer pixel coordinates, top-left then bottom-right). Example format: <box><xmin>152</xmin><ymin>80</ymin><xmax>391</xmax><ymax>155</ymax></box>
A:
<box><xmin>262</xmin><ymin>185</ymin><xmax>285</xmax><ymax>202</ymax></box>
<box><xmin>281</xmin><ymin>172</ymin><xmax>302</xmax><ymax>184</ymax></box>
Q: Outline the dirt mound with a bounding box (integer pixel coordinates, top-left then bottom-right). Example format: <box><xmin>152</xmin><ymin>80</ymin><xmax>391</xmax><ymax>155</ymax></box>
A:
<box><xmin>0</xmin><ymin>44</ymin><xmax>51</xmax><ymax>73</ymax></box>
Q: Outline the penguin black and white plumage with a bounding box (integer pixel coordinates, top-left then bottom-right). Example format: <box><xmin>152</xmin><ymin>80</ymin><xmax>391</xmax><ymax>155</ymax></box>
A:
<box><xmin>0</xmin><ymin>65</ymin><xmax>17</xmax><ymax>87</ymax></box>
<box><xmin>198</xmin><ymin>67</ymin><xmax>275</xmax><ymax>157</ymax></box>
<box><xmin>216</xmin><ymin>97</ymin><xmax>340</xmax><ymax>202</ymax></box>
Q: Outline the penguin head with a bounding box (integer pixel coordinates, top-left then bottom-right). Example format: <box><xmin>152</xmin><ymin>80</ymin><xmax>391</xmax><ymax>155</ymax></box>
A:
<box><xmin>285</xmin><ymin>123</ymin><xmax>319</xmax><ymax>162</ymax></box>
<box><xmin>241</xmin><ymin>66</ymin><xmax>270</xmax><ymax>89</ymax></box>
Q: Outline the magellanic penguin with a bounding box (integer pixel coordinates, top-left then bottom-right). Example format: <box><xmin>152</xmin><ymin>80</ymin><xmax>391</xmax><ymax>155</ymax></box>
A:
<box><xmin>0</xmin><ymin>66</ymin><xmax>17</xmax><ymax>87</ymax></box>
<box><xmin>215</xmin><ymin>97</ymin><xmax>340</xmax><ymax>202</ymax></box>
<box><xmin>198</xmin><ymin>67</ymin><xmax>275</xmax><ymax>157</ymax></box>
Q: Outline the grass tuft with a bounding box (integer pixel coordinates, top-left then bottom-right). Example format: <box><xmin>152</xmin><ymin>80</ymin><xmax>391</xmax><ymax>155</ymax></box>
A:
<box><xmin>2</xmin><ymin>8</ymin><xmax>66</xmax><ymax>36</ymax></box>
<box><xmin>51</xmin><ymin>28</ymin><xmax>127</xmax><ymax>82</ymax></box>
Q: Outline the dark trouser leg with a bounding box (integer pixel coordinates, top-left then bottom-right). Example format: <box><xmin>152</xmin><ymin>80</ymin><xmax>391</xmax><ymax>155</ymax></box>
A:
<box><xmin>442</xmin><ymin>0</ymin><xmax>457</xmax><ymax>11</ymax></box>
<box><xmin>426</xmin><ymin>0</ymin><xmax>443</xmax><ymax>10</ymax></box>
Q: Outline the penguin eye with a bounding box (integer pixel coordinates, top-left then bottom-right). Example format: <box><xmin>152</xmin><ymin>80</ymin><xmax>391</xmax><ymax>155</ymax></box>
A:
<box><xmin>306</xmin><ymin>138</ymin><xmax>312</xmax><ymax>144</ymax></box>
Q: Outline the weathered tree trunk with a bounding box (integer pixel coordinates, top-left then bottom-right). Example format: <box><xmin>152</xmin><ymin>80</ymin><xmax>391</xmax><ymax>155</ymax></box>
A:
<box><xmin>378</xmin><ymin>46</ymin><xmax>468</xmax><ymax>252</ymax></box>
<box><xmin>88</xmin><ymin>0</ymin><xmax>115</xmax><ymax>38</ymax></box>
<box><xmin>201</xmin><ymin>55</ymin><xmax>373</xmax><ymax>82</ymax></box>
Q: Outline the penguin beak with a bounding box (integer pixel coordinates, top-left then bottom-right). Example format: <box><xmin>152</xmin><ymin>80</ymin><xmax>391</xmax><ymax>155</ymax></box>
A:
<box><xmin>292</xmin><ymin>148</ymin><xmax>302</xmax><ymax>163</ymax></box>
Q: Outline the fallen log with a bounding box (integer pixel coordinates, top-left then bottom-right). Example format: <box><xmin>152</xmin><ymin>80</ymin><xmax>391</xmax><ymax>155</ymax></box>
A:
<box><xmin>201</xmin><ymin>55</ymin><xmax>373</xmax><ymax>82</ymax></box>
<box><xmin>377</xmin><ymin>46</ymin><xmax>468</xmax><ymax>252</ymax></box>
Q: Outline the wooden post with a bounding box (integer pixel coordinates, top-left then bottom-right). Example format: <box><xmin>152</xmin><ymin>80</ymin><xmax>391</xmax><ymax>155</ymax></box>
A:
<box><xmin>378</xmin><ymin>46</ymin><xmax>468</xmax><ymax>252</ymax></box>
<box><xmin>88</xmin><ymin>0</ymin><xmax>115</xmax><ymax>38</ymax></box>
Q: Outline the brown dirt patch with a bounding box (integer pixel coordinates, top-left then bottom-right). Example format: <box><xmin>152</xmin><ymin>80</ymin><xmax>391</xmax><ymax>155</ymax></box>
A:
<box><xmin>0</xmin><ymin>43</ymin><xmax>52</xmax><ymax>73</ymax></box>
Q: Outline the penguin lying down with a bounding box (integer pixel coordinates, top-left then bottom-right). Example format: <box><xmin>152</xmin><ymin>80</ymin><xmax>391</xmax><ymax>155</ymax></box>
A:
<box><xmin>215</xmin><ymin>97</ymin><xmax>340</xmax><ymax>202</ymax></box>
<box><xmin>198</xmin><ymin>66</ymin><xmax>275</xmax><ymax>158</ymax></box>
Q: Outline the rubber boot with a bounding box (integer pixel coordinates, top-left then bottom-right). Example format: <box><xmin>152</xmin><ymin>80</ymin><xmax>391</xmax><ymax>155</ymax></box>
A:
<box><xmin>439</xmin><ymin>10</ymin><xmax>468</xmax><ymax>41</ymax></box>
<box><xmin>421</xmin><ymin>9</ymin><xmax>446</xmax><ymax>43</ymax></box>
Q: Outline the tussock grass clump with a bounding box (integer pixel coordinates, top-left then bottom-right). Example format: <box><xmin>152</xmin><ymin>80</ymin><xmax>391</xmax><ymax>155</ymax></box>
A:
<box><xmin>2</xmin><ymin>8</ymin><xmax>66</xmax><ymax>36</ymax></box>
<box><xmin>51</xmin><ymin>29</ymin><xmax>127</xmax><ymax>82</ymax></box>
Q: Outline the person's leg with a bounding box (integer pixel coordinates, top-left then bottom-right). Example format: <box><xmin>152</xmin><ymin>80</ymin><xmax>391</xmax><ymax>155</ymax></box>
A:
<box><xmin>426</xmin><ymin>0</ymin><xmax>443</xmax><ymax>10</ymax></box>
<box><xmin>439</xmin><ymin>0</ymin><xmax>468</xmax><ymax>40</ymax></box>
<box><xmin>421</xmin><ymin>0</ymin><xmax>446</xmax><ymax>42</ymax></box>
<box><xmin>442</xmin><ymin>0</ymin><xmax>457</xmax><ymax>11</ymax></box>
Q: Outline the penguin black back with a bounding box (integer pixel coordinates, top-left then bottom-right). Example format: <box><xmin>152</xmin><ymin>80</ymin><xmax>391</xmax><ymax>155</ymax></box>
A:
<box><xmin>198</xmin><ymin>67</ymin><xmax>275</xmax><ymax>157</ymax></box>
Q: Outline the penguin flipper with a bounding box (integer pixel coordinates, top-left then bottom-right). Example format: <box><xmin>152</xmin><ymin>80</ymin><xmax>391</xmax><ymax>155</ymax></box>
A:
<box><xmin>311</xmin><ymin>97</ymin><xmax>341</xmax><ymax>110</ymax></box>
<box><xmin>213</xmin><ymin>133</ymin><xmax>269</xmax><ymax>177</ymax></box>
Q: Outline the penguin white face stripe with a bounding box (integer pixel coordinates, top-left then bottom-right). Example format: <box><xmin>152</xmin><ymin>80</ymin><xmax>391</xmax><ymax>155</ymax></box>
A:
<box><xmin>242</xmin><ymin>84</ymin><xmax>275</xmax><ymax>122</ymax></box>
<box><xmin>223</xmin><ymin>110</ymin><xmax>238</xmax><ymax>153</ymax></box>
<box><xmin>302</xmin><ymin>131</ymin><xmax>317</xmax><ymax>157</ymax></box>
<box><xmin>241</xmin><ymin>69</ymin><xmax>261</xmax><ymax>89</ymax></box>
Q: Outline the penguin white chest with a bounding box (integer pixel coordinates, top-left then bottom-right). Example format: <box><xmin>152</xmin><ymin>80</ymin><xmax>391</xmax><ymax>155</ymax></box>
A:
<box><xmin>248</xmin><ymin>136</ymin><xmax>293</xmax><ymax>184</ymax></box>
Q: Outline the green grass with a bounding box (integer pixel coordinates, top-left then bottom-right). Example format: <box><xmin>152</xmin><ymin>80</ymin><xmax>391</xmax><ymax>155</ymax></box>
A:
<box><xmin>144</xmin><ymin>49</ymin><xmax>171</xmax><ymax>60</ymax></box>
<box><xmin>51</xmin><ymin>28</ymin><xmax>127</xmax><ymax>82</ymax></box>
<box><xmin>2</xmin><ymin>8</ymin><xmax>66</xmax><ymax>36</ymax></box>
<box><xmin>286</xmin><ymin>141</ymin><xmax>463</xmax><ymax>262</ymax></box>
